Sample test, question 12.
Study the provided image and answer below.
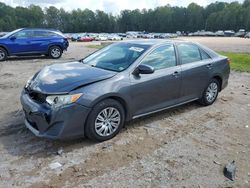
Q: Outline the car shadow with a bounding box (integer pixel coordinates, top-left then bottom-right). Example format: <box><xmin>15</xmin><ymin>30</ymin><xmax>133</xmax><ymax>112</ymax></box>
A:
<box><xmin>4</xmin><ymin>56</ymin><xmax>77</xmax><ymax>63</ymax></box>
<box><xmin>0</xmin><ymin>101</ymin><xmax>202</xmax><ymax>159</ymax></box>
<box><xmin>124</xmin><ymin>101</ymin><xmax>202</xmax><ymax>131</ymax></box>
<box><xmin>6</xmin><ymin>55</ymin><xmax>49</xmax><ymax>61</ymax></box>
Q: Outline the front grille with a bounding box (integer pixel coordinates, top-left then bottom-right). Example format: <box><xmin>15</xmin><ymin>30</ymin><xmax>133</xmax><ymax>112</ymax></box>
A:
<box><xmin>26</xmin><ymin>88</ymin><xmax>47</xmax><ymax>103</ymax></box>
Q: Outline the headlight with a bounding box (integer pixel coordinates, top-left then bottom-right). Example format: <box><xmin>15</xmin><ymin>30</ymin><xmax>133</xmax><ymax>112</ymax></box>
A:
<box><xmin>46</xmin><ymin>93</ymin><xmax>82</xmax><ymax>108</ymax></box>
<box><xmin>25</xmin><ymin>76</ymin><xmax>33</xmax><ymax>88</ymax></box>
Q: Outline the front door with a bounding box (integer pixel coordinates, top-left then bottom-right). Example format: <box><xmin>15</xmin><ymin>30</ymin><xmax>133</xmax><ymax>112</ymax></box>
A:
<box><xmin>130</xmin><ymin>44</ymin><xmax>181</xmax><ymax>117</ymax></box>
<box><xmin>8</xmin><ymin>29</ymin><xmax>34</xmax><ymax>54</ymax></box>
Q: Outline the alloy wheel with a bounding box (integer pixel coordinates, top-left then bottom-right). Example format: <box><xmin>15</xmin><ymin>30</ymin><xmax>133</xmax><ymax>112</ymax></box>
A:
<box><xmin>51</xmin><ymin>48</ymin><xmax>61</xmax><ymax>58</ymax></box>
<box><xmin>94</xmin><ymin>107</ymin><xmax>121</xmax><ymax>137</ymax></box>
<box><xmin>206</xmin><ymin>82</ymin><xmax>218</xmax><ymax>103</ymax></box>
<box><xmin>0</xmin><ymin>50</ymin><xmax>6</xmax><ymax>60</ymax></box>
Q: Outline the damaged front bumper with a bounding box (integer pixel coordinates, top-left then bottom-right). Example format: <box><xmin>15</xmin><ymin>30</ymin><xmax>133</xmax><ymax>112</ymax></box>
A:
<box><xmin>20</xmin><ymin>90</ymin><xmax>91</xmax><ymax>139</ymax></box>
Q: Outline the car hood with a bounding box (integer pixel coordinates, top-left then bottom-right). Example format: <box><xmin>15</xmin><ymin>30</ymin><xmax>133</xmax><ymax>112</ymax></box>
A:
<box><xmin>28</xmin><ymin>62</ymin><xmax>117</xmax><ymax>94</ymax></box>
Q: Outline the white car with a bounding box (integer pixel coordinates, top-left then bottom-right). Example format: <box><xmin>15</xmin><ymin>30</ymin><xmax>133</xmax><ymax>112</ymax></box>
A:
<box><xmin>108</xmin><ymin>35</ymin><xmax>123</xmax><ymax>40</ymax></box>
<box><xmin>96</xmin><ymin>35</ymin><xmax>108</xmax><ymax>41</ymax></box>
<box><xmin>245</xmin><ymin>32</ymin><xmax>250</xmax><ymax>38</ymax></box>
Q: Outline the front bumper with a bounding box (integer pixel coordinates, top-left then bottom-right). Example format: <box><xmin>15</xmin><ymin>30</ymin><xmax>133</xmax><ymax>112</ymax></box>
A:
<box><xmin>20</xmin><ymin>91</ymin><xmax>91</xmax><ymax>139</ymax></box>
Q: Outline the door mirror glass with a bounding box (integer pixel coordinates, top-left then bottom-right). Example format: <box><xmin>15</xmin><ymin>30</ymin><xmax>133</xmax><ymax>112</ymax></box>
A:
<box><xmin>135</xmin><ymin>64</ymin><xmax>155</xmax><ymax>75</ymax></box>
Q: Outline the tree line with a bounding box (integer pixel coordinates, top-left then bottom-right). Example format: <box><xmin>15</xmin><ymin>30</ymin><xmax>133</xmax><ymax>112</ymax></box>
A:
<box><xmin>0</xmin><ymin>0</ymin><xmax>249</xmax><ymax>33</ymax></box>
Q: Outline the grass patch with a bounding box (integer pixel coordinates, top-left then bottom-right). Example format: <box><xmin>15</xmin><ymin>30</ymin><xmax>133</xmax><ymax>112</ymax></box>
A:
<box><xmin>218</xmin><ymin>52</ymin><xmax>250</xmax><ymax>72</ymax></box>
<box><xmin>86</xmin><ymin>44</ymin><xmax>104</xmax><ymax>49</ymax></box>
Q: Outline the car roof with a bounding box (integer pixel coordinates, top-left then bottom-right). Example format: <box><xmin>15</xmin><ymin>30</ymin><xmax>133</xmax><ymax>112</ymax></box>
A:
<box><xmin>119</xmin><ymin>39</ymin><xmax>219</xmax><ymax>58</ymax></box>
<box><xmin>20</xmin><ymin>28</ymin><xmax>63</xmax><ymax>34</ymax></box>
<box><xmin>20</xmin><ymin>28</ymin><xmax>65</xmax><ymax>37</ymax></box>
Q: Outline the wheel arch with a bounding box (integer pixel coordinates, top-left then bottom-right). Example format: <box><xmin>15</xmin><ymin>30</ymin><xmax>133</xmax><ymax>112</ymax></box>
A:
<box><xmin>0</xmin><ymin>45</ymin><xmax>9</xmax><ymax>55</ymax></box>
<box><xmin>212</xmin><ymin>75</ymin><xmax>222</xmax><ymax>91</ymax></box>
<box><xmin>89</xmin><ymin>94</ymin><xmax>130</xmax><ymax>121</ymax></box>
<box><xmin>47</xmin><ymin>44</ymin><xmax>63</xmax><ymax>53</ymax></box>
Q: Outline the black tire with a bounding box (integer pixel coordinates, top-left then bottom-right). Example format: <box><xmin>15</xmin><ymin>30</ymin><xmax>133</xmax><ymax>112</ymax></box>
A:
<box><xmin>85</xmin><ymin>99</ymin><xmax>125</xmax><ymax>142</ymax></box>
<box><xmin>49</xmin><ymin>46</ymin><xmax>62</xmax><ymax>59</ymax></box>
<box><xmin>0</xmin><ymin>47</ymin><xmax>7</xmax><ymax>61</ymax></box>
<box><xmin>199</xmin><ymin>78</ymin><xmax>220</xmax><ymax>106</ymax></box>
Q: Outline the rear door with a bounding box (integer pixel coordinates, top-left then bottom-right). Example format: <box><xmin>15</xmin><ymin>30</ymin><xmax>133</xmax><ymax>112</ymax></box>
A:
<box><xmin>30</xmin><ymin>30</ymin><xmax>50</xmax><ymax>53</ymax></box>
<box><xmin>177</xmin><ymin>43</ymin><xmax>213</xmax><ymax>101</ymax></box>
<box><xmin>130</xmin><ymin>44</ymin><xmax>181</xmax><ymax>116</ymax></box>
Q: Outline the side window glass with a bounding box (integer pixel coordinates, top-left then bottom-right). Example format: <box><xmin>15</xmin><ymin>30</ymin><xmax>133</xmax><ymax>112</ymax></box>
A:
<box><xmin>14</xmin><ymin>30</ymin><xmax>33</xmax><ymax>38</ymax></box>
<box><xmin>141</xmin><ymin>45</ymin><xmax>176</xmax><ymax>70</ymax></box>
<box><xmin>177</xmin><ymin>44</ymin><xmax>201</xmax><ymax>64</ymax></box>
<box><xmin>32</xmin><ymin>31</ymin><xmax>58</xmax><ymax>38</ymax></box>
<box><xmin>33</xmin><ymin>31</ymin><xmax>47</xmax><ymax>38</ymax></box>
<box><xmin>200</xmin><ymin>49</ymin><xmax>211</xmax><ymax>60</ymax></box>
<box><xmin>46</xmin><ymin>31</ymin><xmax>57</xmax><ymax>37</ymax></box>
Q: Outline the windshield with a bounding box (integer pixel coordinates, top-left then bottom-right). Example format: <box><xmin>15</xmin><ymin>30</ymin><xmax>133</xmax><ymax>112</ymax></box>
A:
<box><xmin>82</xmin><ymin>43</ymin><xmax>150</xmax><ymax>72</ymax></box>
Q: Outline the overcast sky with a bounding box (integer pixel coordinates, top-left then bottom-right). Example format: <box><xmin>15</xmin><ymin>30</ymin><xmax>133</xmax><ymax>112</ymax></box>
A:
<box><xmin>0</xmin><ymin>0</ymin><xmax>244</xmax><ymax>14</ymax></box>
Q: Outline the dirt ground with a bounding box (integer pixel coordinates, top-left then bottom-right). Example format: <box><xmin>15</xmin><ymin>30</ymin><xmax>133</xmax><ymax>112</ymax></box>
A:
<box><xmin>0</xmin><ymin>37</ymin><xmax>249</xmax><ymax>188</ymax></box>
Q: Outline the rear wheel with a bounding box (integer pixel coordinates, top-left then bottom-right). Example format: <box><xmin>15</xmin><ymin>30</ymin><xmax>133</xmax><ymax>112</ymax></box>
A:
<box><xmin>0</xmin><ymin>47</ymin><xmax>7</xmax><ymax>61</ymax></box>
<box><xmin>85</xmin><ymin>99</ymin><xmax>125</xmax><ymax>142</ymax></box>
<box><xmin>199</xmin><ymin>78</ymin><xmax>220</xmax><ymax>106</ymax></box>
<box><xmin>49</xmin><ymin>46</ymin><xmax>62</xmax><ymax>59</ymax></box>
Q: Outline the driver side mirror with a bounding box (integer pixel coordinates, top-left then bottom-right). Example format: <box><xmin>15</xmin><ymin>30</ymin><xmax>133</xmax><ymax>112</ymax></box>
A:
<box><xmin>133</xmin><ymin>64</ymin><xmax>155</xmax><ymax>75</ymax></box>
<box><xmin>10</xmin><ymin>36</ymin><xmax>16</xmax><ymax>40</ymax></box>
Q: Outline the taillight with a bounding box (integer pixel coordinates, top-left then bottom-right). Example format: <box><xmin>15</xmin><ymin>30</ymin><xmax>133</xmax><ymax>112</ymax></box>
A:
<box><xmin>227</xmin><ymin>58</ymin><xmax>231</xmax><ymax>64</ymax></box>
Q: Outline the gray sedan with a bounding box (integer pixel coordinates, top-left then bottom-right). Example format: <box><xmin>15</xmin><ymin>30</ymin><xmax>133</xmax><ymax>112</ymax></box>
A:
<box><xmin>21</xmin><ymin>40</ymin><xmax>230</xmax><ymax>141</ymax></box>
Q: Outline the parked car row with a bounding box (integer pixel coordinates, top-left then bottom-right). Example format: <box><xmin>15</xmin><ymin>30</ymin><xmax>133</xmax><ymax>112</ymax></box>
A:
<box><xmin>188</xmin><ymin>29</ymin><xmax>250</xmax><ymax>38</ymax></box>
<box><xmin>126</xmin><ymin>31</ymin><xmax>178</xmax><ymax>39</ymax></box>
<box><xmin>65</xmin><ymin>33</ymin><xmax>124</xmax><ymax>42</ymax></box>
<box><xmin>64</xmin><ymin>31</ymin><xmax>179</xmax><ymax>42</ymax></box>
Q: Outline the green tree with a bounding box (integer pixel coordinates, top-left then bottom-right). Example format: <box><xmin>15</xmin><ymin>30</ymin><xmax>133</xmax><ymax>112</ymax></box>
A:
<box><xmin>0</xmin><ymin>1</ymin><xmax>249</xmax><ymax>33</ymax></box>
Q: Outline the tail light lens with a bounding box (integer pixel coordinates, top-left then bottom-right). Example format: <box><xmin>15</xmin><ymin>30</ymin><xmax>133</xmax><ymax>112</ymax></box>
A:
<box><xmin>227</xmin><ymin>58</ymin><xmax>231</xmax><ymax>64</ymax></box>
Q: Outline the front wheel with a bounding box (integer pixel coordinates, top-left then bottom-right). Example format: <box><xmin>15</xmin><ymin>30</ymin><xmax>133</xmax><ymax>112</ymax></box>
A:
<box><xmin>85</xmin><ymin>99</ymin><xmax>125</xmax><ymax>142</ymax></box>
<box><xmin>0</xmin><ymin>47</ymin><xmax>7</xmax><ymax>61</ymax></box>
<box><xmin>49</xmin><ymin>46</ymin><xmax>62</xmax><ymax>59</ymax></box>
<box><xmin>199</xmin><ymin>79</ymin><xmax>220</xmax><ymax>106</ymax></box>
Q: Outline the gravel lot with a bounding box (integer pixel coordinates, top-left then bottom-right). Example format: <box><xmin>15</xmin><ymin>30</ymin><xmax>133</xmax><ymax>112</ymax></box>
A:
<box><xmin>0</xmin><ymin>37</ymin><xmax>249</xmax><ymax>187</ymax></box>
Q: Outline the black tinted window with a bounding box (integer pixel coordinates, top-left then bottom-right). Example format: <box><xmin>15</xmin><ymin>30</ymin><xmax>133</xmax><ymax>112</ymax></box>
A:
<box><xmin>200</xmin><ymin>49</ymin><xmax>211</xmax><ymax>60</ymax></box>
<box><xmin>141</xmin><ymin>45</ymin><xmax>176</xmax><ymax>70</ymax></box>
<box><xmin>178</xmin><ymin>44</ymin><xmax>201</xmax><ymax>64</ymax></box>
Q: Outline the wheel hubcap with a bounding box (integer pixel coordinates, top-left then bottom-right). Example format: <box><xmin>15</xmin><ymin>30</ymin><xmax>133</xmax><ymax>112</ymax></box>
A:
<box><xmin>0</xmin><ymin>50</ymin><xmax>5</xmax><ymax>60</ymax></box>
<box><xmin>206</xmin><ymin>82</ymin><xmax>218</xmax><ymax>103</ymax></box>
<box><xmin>95</xmin><ymin>107</ymin><xmax>121</xmax><ymax>137</ymax></box>
<box><xmin>51</xmin><ymin>48</ymin><xmax>61</xmax><ymax>58</ymax></box>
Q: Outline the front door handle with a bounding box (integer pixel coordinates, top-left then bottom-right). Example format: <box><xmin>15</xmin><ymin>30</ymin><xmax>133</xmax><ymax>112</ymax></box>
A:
<box><xmin>206</xmin><ymin>63</ymin><xmax>212</xmax><ymax>69</ymax></box>
<box><xmin>172</xmin><ymin>71</ymin><xmax>179</xmax><ymax>77</ymax></box>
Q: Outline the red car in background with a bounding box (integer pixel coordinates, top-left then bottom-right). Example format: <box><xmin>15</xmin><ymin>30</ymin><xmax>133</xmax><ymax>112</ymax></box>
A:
<box><xmin>77</xmin><ymin>35</ymin><xmax>94</xmax><ymax>42</ymax></box>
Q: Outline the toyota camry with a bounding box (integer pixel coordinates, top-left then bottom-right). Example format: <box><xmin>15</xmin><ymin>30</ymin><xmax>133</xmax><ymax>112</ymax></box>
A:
<box><xmin>21</xmin><ymin>40</ymin><xmax>230</xmax><ymax>141</ymax></box>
